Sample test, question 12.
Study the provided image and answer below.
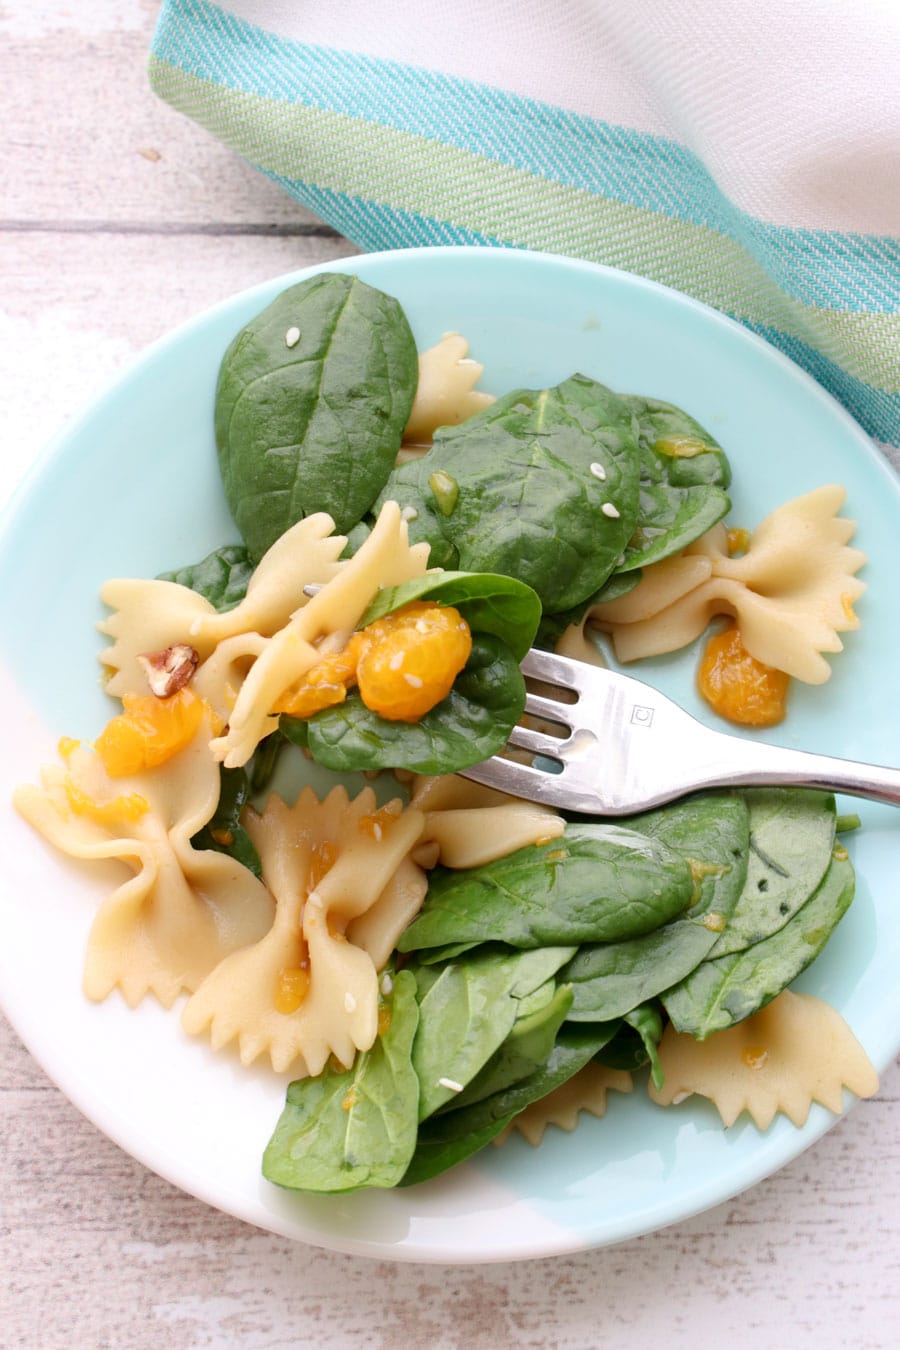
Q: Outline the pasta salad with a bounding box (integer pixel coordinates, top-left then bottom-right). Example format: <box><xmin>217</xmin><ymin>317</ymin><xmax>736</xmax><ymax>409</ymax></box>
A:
<box><xmin>14</xmin><ymin>272</ymin><xmax>876</xmax><ymax>1195</ymax></box>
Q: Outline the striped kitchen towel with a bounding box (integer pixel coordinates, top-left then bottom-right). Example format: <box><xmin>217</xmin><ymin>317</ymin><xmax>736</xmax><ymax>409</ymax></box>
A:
<box><xmin>149</xmin><ymin>0</ymin><xmax>900</xmax><ymax>452</ymax></box>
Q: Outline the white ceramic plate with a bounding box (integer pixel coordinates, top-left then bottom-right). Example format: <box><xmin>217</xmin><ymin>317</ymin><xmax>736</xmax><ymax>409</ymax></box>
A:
<box><xmin>1</xmin><ymin>247</ymin><xmax>898</xmax><ymax>1263</ymax></box>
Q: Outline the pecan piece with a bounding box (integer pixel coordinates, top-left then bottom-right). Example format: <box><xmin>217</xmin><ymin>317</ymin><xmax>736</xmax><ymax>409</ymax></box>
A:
<box><xmin>137</xmin><ymin>643</ymin><xmax>200</xmax><ymax>698</ymax></box>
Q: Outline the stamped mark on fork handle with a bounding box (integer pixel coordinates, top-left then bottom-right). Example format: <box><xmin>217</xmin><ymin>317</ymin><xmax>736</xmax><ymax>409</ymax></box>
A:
<box><xmin>631</xmin><ymin>706</ymin><xmax>654</xmax><ymax>727</ymax></box>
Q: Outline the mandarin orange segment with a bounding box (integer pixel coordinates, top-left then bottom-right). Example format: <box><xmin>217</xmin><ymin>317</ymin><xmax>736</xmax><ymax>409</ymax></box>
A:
<box><xmin>273</xmin><ymin>637</ymin><xmax>366</xmax><ymax>717</ymax></box>
<box><xmin>356</xmin><ymin>603</ymin><xmax>472</xmax><ymax>721</ymax></box>
<box><xmin>697</xmin><ymin>625</ymin><xmax>790</xmax><ymax>727</ymax></box>
<box><xmin>273</xmin><ymin>965</ymin><xmax>310</xmax><ymax>1014</ymax></box>
<box><xmin>274</xmin><ymin>603</ymin><xmax>472</xmax><ymax>725</ymax></box>
<box><xmin>275</xmin><ymin>680</ymin><xmax>350</xmax><ymax>719</ymax></box>
<box><xmin>307</xmin><ymin>840</ymin><xmax>338</xmax><ymax>891</ymax></box>
<box><xmin>95</xmin><ymin>686</ymin><xmax>205</xmax><ymax>777</ymax></box>
<box><xmin>63</xmin><ymin>778</ymin><xmax>150</xmax><ymax>826</ymax></box>
<box><xmin>359</xmin><ymin>801</ymin><xmax>403</xmax><ymax>841</ymax></box>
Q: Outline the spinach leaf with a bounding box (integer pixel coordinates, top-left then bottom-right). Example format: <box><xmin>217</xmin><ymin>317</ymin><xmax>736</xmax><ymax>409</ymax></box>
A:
<box><xmin>412</xmin><ymin>945</ymin><xmax>576</xmax><ymax>1119</ymax></box>
<box><xmin>400</xmin><ymin>1024</ymin><xmax>618</xmax><ymax>1188</ymax></box>
<box><xmin>293</xmin><ymin>632</ymin><xmax>526</xmax><ymax>775</ymax></box>
<box><xmin>375</xmin><ymin>458</ymin><xmax>459</xmax><ymax>569</ymax></box>
<box><xmin>708</xmin><ymin>789</ymin><xmax>836</xmax><ymax>957</ymax></box>
<box><xmin>441</xmin><ymin>983</ymin><xmax>574</xmax><ymax>1112</ymax></box>
<box><xmin>596</xmin><ymin>1003</ymin><xmax>665</xmax><ymax>1088</ymax></box>
<box><xmin>158</xmin><ymin>544</ymin><xmax>253</xmax><ymax>612</ymax></box>
<box><xmin>191</xmin><ymin>765</ymin><xmax>261</xmax><ymax>878</ymax></box>
<box><xmin>339</xmin><ymin>519</ymin><xmax>374</xmax><ymax>560</ymax></box>
<box><xmin>564</xmin><ymin>794</ymin><xmax>749</xmax><ymax>1021</ymax></box>
<box><xmin>401</xmin><ymin>1114</ymin><xmax>516</xmax><ymax>1188</ymax></box>
<box><xmin>216</xmin><ymin>274</ymin><xmax>419</xmax><ymax>559</ymax></box>
<box><xmin>360</xmin><ymin>570</ymin><xmax>541</xmax><ymax>662</ymax></box>
<box><xmin>376</xmin><ymin>374</ymin><xmax>641</xmax><ymax>612</ymax></box>
<box><xmin>261</xmin><ymin>969</ymin><xmax>420</xmax><ymax>1192</ymax></box>
<box><xmin>616</xmin><ymin>395</ymin><xmax>731</xmax><ymax>572</ymax></box>
<box><xmin>248</xmin><ymin>731</ymin><xmax>286</xmax><ymax>795</ymax></box>
<box><xmin>398</xmin><ymin>822</ymin><xmax>695</xmax><ymax>953</ymax></box>
<box><xmin>412</xmin><ymin>940</ymin><xmax>482</xmax><ymax>966</ymax></box>
<box><xmin>662</xmin><ymin>853</ymin><xmax>854</xmax><ymax>1038</ymax></box>
<box><xmin>535</xmin><ymin>570</ymin><xmax>641</xmax><ymax>651</ymax></box>
<box><xmin>514</xmin><ymin>976</ymin><xmax>558</xmax><ymax>1019</ymax></box>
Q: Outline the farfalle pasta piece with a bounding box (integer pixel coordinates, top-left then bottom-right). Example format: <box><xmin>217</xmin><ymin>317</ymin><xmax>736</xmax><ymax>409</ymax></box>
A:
<box><xmin>346</xmin><ymin>856</ymin><xmax>429</xmax><ymax>971</ymax></box>
<box><xmin>649</xmin><ymin>989</ymin><xmax>879</xmax><ymax>1129</ymax></box>
<box><xmin>211</xmin><ymin>500</ymin><xmax>431</xmax><ymax>768</ymax></box>
<box><xmin>554</xmin><ymin>619</ymin><xmax>608</xmax><ymax>665</ymax></box>
<box><xmin>588</xmin><ymin>554</ymin><xmax>714</xmax><ymax>627</ymax></box>
<box><xmin>181</xmin><ymin>786</ymin><xmax>426</xmax><ymax>1075</ymax></box>
<box><xmin>99</xmin><ymin>513</ymin><xmax>347</xmax><ymax>698</ymax></box>
<box><xmin>494</xmin><ymin>1064</ymin><xmax>633</xmax><ymax>1147</ymax></box>
<box><xmin>591</xmin><ymin>486</ymin><xmax>866</xmax><ymax>683</ymax></box>
<box><xmin>408</xmin><ymin>773</ymin><xmax>565</xmax><ymax>869</ymax></box>
<box><xmin>402</xmin><ymin>332</ymin><xmax>494</xmax><ymax>447</ymax></box>
<box><xmin>13</xmin><ymin>713</ymin><xmax>273</xmax><ymax>1008</ymax></box>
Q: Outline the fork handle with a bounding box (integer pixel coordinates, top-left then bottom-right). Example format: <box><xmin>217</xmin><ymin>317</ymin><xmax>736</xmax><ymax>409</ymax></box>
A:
<box><xmin>697</xmin><ymin>733</ymin><xmax>900</xmax><ymax>807</ymax></box>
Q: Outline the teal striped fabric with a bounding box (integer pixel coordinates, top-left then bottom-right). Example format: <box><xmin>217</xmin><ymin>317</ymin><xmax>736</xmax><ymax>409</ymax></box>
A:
<box><xmin>149</xmin><ymin>0</ymin><xmax>900</xmax><ymax>448</ymax></box>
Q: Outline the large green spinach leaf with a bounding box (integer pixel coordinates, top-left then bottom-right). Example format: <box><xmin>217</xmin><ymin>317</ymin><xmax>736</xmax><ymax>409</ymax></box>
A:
<box><xmin>216</xmin><ymin>274</ymin><xmax>418</xmax><ymax>559</ymax></box>
<box><xmin>441</xmin><ymin>983</ymin><xmax>574</xmax><ymax>1112</ymax></box>
<box><xmin>262</xmin><ymin>969</ymin><xmax>420</xmax><ymax>1192</ymax></box>
<box><xmin>662</xmin><ymin>853</ymin><xmax>854</xmax><ymax>1038</ymax></box>
<box><xmin>398</xmin><ymin>822</ymin><xmax>695</xmax><ymax>953</ymax></box>
<box><xmin>707</xmin><ymin>789</ymin><xmax>836</xmax><ymax>957</ymax></box>
<box><xmin>412</xmin><ymin>945</ymin><xmax>576</xmax><ymax>1119</ymax></box>
<box><xmin>288</xmin><ymin>632</ymin><xmax>526</xmax><ymax>775</ymax></box>
<box><xmin>376</xmin><ymin>374</ymin><xmax>642</xmax><ymax>612</ymax></box>
<box><xmin>373</xmin><ymin>457</ymin><xmax>459</xmax><ymax>569</ymax></box>
<box><xmin>564</xmin><ymin>794</ymin><xmax>749</xmax><ymax>1021</ymax></box>
<box><xmin>616</xmin><ymin>394</ymin><xmax>731</xmax><ymax>572</ymax></box>
<box><xmin>360</xmin><ymin>570</ymin><xmax>541</xmax><ymax>662</ymax></box>
<box><xmin>400</xmin><ymin>1024</ymin><xmax>619</xmax><ymax>1188</ymax></box>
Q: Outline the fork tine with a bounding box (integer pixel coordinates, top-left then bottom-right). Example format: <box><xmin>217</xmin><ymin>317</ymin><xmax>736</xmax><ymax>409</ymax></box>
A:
<box><xmin>521</xmin><ymin>647</ymin><xmax>584</xmax><ymax>689</ymax></box>
<box><xmin>523</xmin><ymin>690</ymin><xmax>574</xmax><ymax>726</ymax></box>
<box><xmin>507</xmin><ymin>723</ymin><xmax>567</xmax><ymax>759</ymax></box>
<box><xmin>455</xmin><ymin>753</ymin><xmax>567</xmax><ymax>807</ymax></box>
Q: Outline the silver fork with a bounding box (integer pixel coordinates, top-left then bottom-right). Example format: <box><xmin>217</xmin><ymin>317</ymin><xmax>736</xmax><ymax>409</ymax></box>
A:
<box><xmin>459</xmin><ymin>648</ymin><xmax>900</xmax><ymax>815</ymax></box>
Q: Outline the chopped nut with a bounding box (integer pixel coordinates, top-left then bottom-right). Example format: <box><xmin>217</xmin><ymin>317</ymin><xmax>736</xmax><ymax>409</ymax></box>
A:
<box><xmin>137</xmin><ymin>643</ymin><xmax>200</xmax><ymax>698</ymax></box>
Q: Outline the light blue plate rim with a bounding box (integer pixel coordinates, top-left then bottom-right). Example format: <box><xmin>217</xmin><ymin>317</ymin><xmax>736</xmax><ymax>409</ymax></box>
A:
<box><xmin>0</xmin><ymin>245</ymin><xmax>897</xmax><ymax>1263</ymax></box>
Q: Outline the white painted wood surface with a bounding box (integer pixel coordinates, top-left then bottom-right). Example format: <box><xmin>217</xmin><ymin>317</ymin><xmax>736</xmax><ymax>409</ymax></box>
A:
<box><xmin>2</xmin><ymin>5</ymin><xmax>898</xmax><ymax>1347</ymax></box>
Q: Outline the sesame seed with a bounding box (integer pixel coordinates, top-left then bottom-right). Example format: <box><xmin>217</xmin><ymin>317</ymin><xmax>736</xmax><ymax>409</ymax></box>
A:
<box><xmin>414</xmin><ymin>619</ymin><xmax>429</xmax><ymax>634</ymax></box>
<box><xmin>380</xmin><ymin>974</ymin><xmax>393</xmax><ymax>996</ymax></box>
<box><xmin>372</xmin><ymin>822</ymin><xmax>383</xmax><ymax>842</ymax></box>
<box><xmin>437</xmin><ymin>1077</ymin><xmax>464</xmax><ymax>1093</ymax></box>
<box><xmin>601</xmin><ymin>502</ymin><xmax>621</xmax><ymax>519</ymax></box>
<box><xmin>404</xmin><ymin>673</ymin><xmax>424</xmax><ymax>688</ymax></box>
<box><xmin>344</xmin><ymin>992</ymin><xmax>357</xmax><ymax>1013</ymax></box>
<box><xmin>589</xmin><ymin>461</ymin><xmax>607</xmax><ymax>481</ymax></box>
<box><xmin>389</xmin><ymin>652</ymin><xmax>404</xmax><ymax>671</ymax></box>
<box><xmin>400</xmin><ymin>505</ymin><xmax>418</xmax><ymax>522</ymax></box>
<box><xmin>307</xmin><ymin>891</ymin><xmax>323</xmax><ymax>909</ymax></box>
<box><xmin>285</xmin><ymin>326</ymin><xmax>300</xmax><ymax>347</ymax></box>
